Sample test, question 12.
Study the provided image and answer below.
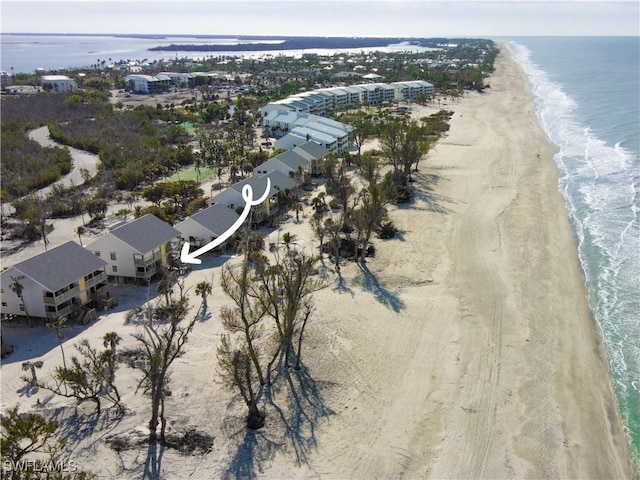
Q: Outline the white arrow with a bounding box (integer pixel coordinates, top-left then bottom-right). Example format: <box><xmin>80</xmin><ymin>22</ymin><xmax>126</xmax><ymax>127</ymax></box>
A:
<box><xmin>180</xmin><ymin>177</ymin><xmax>271</xmax><ymax>265</ymax></box>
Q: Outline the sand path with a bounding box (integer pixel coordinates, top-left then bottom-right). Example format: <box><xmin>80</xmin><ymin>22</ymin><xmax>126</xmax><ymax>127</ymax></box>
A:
<box><xmin>1</xmin><ymin>127</ymin><xmax>101</xmax><ymax>218</ymax></box>
<box><xmin>28</xmin><ymin>126</ymin><xmax>101</xmax><ymax>194</ymax></box>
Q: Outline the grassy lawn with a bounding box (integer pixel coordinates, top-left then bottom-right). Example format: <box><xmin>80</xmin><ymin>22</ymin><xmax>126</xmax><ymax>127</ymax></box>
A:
<box><xmin>167</xmin><ymin>165</ymin><xmax>216</xmax><ymax>182</ymax></box>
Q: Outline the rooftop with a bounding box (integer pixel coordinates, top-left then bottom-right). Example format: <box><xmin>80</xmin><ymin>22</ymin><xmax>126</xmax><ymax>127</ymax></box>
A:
<box><xmin>107</xmin><ymin>214</ymin><xmax>180</xmax><ymax>253</ymax></box>
<box><xmin>5</xmin><ymin>241</ymin><xmax>107</xmax><ymax>292</ymax></box>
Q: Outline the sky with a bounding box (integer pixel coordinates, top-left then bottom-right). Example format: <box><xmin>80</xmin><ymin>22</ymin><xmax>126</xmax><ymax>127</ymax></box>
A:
<box><xmin>1</xmin><ymin>1</ymin><xmax>638</xmax><ymax>38</ymax></box>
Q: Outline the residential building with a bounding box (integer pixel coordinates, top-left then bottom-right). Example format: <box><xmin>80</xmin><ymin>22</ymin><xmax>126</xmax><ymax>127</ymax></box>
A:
<box><xmin>275</xmin><ymin>128</ymin><xmax>338</xmax><ymax>155</ymax></box>
<box><xmin>157</xmin><ymin>72</ymin><xmax>195</xmax><ymax>88</ymax></box>
<box><xmin>174</xmin><ymin>203</ymin><xmax>240</xmax><ymax>250</ymax></box>
<box><xmin>87</xmin><ymin>214</ymin><xmax>180</xmax><ymax>285</ymax></box>
<box><xmin>40</xmin><ymin>75</ymin><xmax>77</xmax><ymax>92</ymax></box>
<box><xmin>208</xmin><ymin>171</ymin><xmax>296</xmax><ymax>224</ymax></box>
<box><xmin>1</xmin><ymin>241</ymin><xmax>108</xmax><ymax>323</ymax></box>
<box><xmin>292</xmin><ymin>141</ymin><xmax>331</xmax><ymax>175</ymax></box>
<box><xmin>264</xmin><ymin>111</ymin><xmax>352</xmax><ymax>155</ymax></box>
<box><xmin>254</xmin><ymin>150</ymin><xmax>311</xmax><ymax>177</ymax></box>
<box><xmin>390</xmin><ymin>80</ymin><xmax>434</xmax><ymax>100</ymax></box>
<box><xmin>261</xmin><ymin>80</ymin><xmax>433</xmax><ymax>119</ymax></box>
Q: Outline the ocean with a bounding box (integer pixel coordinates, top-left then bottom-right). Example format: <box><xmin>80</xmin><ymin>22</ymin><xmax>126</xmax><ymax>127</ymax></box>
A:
<box><xmin>508</xmin><ymin>37</ymin><xmax>640</xmax><ymax>469</ymax></box>
<box><xmin>1</xmin><ymin>34</ymin><xmax>638</xmax><ymax>468</ymax></box>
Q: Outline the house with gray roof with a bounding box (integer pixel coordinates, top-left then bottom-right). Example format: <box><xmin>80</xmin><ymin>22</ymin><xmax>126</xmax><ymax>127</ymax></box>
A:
<box><xmin>208</xmin><ymin>171</ymin><xmax>297</xmax><ymax>224</ymax></box>
<box><xmin>292</xmin><ymin>141</ymin><xmax>331</xmax><ymax>175</ymax></box>
<box><xmin>1</xmin><ymin>241</ymin><xmax>108</xmax><ymax>322</ymax></box>
<box><xmin>254</xmin><ymin>150</ymin><xmax>311</xmax><ymax>184</ymax></box>
<box><xmin>275</xmin><ymin>127</ymin><xmax>339</xmax><ymax>155</ymax></box>
<box><xmin>174</xmin><ymin>203</ymin><xmax>240</xmax><ymax>250</ymax></box>
<box><xmin>87</xmin><ymin>214</ymin><xmax>180</xmax><ymax>284</ymax></box>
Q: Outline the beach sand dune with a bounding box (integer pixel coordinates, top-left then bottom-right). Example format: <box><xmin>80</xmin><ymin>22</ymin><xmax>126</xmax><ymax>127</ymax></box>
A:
<box><xmin>0</xmin><ymin>48</ymin><xmax>635</xmax><ymax>479</ymax></box>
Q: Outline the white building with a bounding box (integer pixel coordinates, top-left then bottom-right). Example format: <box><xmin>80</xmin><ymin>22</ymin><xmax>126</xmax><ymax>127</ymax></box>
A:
<box><xmin>261</xmin><ymin>80</ymin><xmax>433</xmax><ymax>118</ymax></box>
<box><xmin>291</xmin><ymin>141</ymin><xmax>331</xmax><ymax>175</ymax></box>
<box><xmin>265</xmin><ymin>111</ymin><xmax>352</xmax><ymax>155</ymax></box>
<box><xmin>40</xmin><ymin>75</ymin><xmax>77</xmax><ymax>92</ymax></box>
<box><xmin>124</xmin><ymin>74</ymin><xmax>170</xmax><ymax>94</ymax></box>
<box><xmin>275</xmin><ymin>128</ymin><xmax>338</xmax><ymax>155</ymax></box>
<box><xmin>254</xmin><ymin>150</ymin><xmax>311</xmax><ymax>177</ymax></box>
<box><xmin>0</xmin><ymin>71</ymin><xmax>11</xmax><ymax>88</ymax></box>
<box><xmin>174</xmin><ymin>203</ymin><xmax>240</xmax><ymax>250</ymax></box>
<box><xmin>207</xmin><ymin>171</ymin><xmax>296</xmax><ymax>224</ymax></box>
<box><xmin>0</xmin><ymin>241</ymin><xmax>108</xmax><ymax>322</ymax></box>
<box><xmin>389</xmin><ymin>80</ymin><xmax>434</xmax><ymax>100</ymax></box>
<box><xmin>157</xmin><ymin>72</ymin><xmax>195</xmax><ymax>88</ymax></box>
<box><xmin>87</xmin><ymin>214</ymin><xmax>180</xmax><ymax>285</ymax></box>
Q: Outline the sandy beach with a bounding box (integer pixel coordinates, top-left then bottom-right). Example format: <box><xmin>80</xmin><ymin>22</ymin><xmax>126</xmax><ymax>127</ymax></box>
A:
<box><xmin>1</xmin><ymin>47</ymin><xmax>636</xmax><ymax>479</ymax></box>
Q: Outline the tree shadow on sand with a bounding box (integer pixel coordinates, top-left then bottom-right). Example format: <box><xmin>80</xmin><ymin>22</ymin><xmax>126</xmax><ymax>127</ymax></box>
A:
<box><xmin>354</xmin><ymin>263</ymin><xmax>406</xmax><ymax>313</ymax></box>
<box><xmin>143</xmin><ymin>440</ymin><xmax>167</xmax><ymax>480</ymax></box>
<box><xmin>223</xmin><ymin>361</ymin><xmax>337</xmax><ymax>479</ymax></box>
<box><xmin>405</xmin><ymin>172</ymin><xmax>456</xmax><ymax>214</ymax></box>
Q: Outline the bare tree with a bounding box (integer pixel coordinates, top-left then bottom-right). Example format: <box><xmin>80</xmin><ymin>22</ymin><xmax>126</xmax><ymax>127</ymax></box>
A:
<box><xmin>217</xmin><ymin>334</ymin><xmax>265</xmax><ymax>430</ymax></box>
<box><xmin>252</xmin><ymin>248</ymin><xmax>323</xmax><ymax>372</ymax></box>
<box><xmin>310</xmin><ymin>213</ymin><xmax>327</xmax><ymax>254</ymax></box>
<box><xmin>324</xmin><ymin>158</ymin><xmax>356</xmax><ymax>230</ymax></box>
<box><xmin>125</xmin><ymin>283</ymin><xmax>196</xmax><ymax>442</ymax></box>
<box><xmin>46</xmin><ymin>315</ymin><xmax>68</xmax><ymax>370</ymax></box>
<box><xmin>379</xmin><ymin>119</ymin><xmax>432</xmax><ymax>183</ymax></box>
<box><xmin>351</xmin><ymin>175</ymin><xmax>396</xmax><ymax>263</ymax></box>
<box><xmin>220</xmin><ymin>260</ymin><xmax>267</xmax><ymax>386</ymax></box>
<box><xmin>1</xmin><ymin>406</ymin><xmax>96</xmax><ymax>479</ymax></box>
<box><xmin>323</xmin><ymin>216</ymin><xmax>344</xmax><ymax>271</ymax></box>
<box><xmin>26</xmin><ymin>337</ymin><xmax>123</xmax><ymax>415</ymax></box>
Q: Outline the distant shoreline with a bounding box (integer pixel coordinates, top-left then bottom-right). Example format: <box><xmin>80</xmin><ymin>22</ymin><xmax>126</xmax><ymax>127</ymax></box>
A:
<box><xmin>146</xmin><ymin>37</ymin><xmax>442</xmax><ymax>52</ymax></box>
<box><xmin>1</xmin><ymin>32</ymin><xmax>448</xmax><ymax>53</ymax></box>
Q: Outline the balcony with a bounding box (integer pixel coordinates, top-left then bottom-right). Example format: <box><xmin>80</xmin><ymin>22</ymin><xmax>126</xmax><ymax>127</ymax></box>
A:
<box><xmin>134</xmin><ymin>250</ymin><xmax>162</xmax><ymax>266</ymax></box>
<box><xmin>85</xmin><ymin>271</ymin><xmax>107</xmax><ymax>290</ymax></box>
<box><xmin>43</xmin><ymin>285</ymin><xmax>80</xmax><ymax>306</ymax></box>
<box><xmin>45</xmin><ymin>303</ymin><xmax>74</xmax><ymax>320</ymax></box>
<box><xmin>136</xmin><ymin>265</ymin><xmax>157</xmax><ymax>278</ymax></box>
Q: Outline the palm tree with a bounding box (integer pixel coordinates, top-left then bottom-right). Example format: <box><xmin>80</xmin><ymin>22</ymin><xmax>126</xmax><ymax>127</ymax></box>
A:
<box><xmin>102</xmin><ymin>332</ymin><xmax>122</xmax><ymax>357</ymax></box>
<box><xmin>46</xmin><ymin>315</ymin><xmax>67</xmax><ymax>369</ymax></box>
<box><xmin>292</xmin><ymin>202</ymin><xmax>303</xmax><ymax>223</ymax></box>
<box><xmin>194</xmin><ymin>155</ymin><xmax>202</xmax><ymax>182</ymax></box>
<box><xmin>294</xmin><ymin>165</ymin><xmax>306</xmax><ymax>190</ymax></box>
<box><xmin>216</xmin><ymin>167</ymin><xmax>224</xmax><ymax>187</ymax></box>
<box><xmin>102</xmin><ymin>331</ymin><xmax>122</xmax><ymax>405</ymax></box>
<box><xmin>281</xmin><ymin>232</ymin><xmax>298</xmax><ymax>253</ymax></box>
<box><xmin>76</xmin><ymin>226</ymin><xmax>86</xmax><ymax>246</ymax></box>
<box><xmin>21</xmin><ymin>360</ymin><xmax>43</xmax><ymax>385</ymax></box>
<box><xmin>9</xmin><ymin>275</ymin><xmax>32</xmax><ymax>328</ymax></box>
<box><xmin>194</xmin><ymin>281</ymin><xmax>213</xmax><ymax>312</ymax></box>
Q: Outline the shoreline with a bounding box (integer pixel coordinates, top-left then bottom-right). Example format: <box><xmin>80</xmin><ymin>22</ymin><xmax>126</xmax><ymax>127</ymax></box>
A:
<box><xmin>422</xmin><ymin>46</ymin><xmax>636</xmax><ymax>477</ymax></box>
<box><xmin>0</xmin><ymin>47</ymin><xmax>636</xmax><ymax>478</ymax></box>
<box><xmin>283</xmin><ymin>46</ymin><xmax>637</xmax><ymax>478</ymax></box>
